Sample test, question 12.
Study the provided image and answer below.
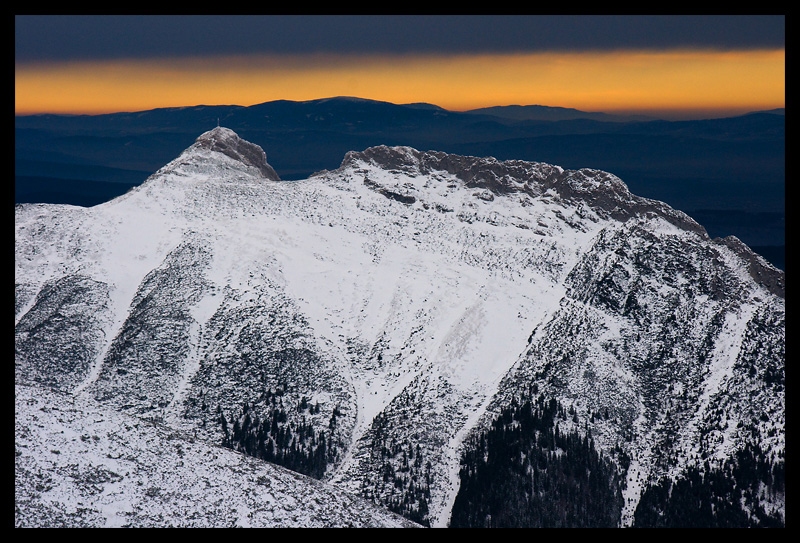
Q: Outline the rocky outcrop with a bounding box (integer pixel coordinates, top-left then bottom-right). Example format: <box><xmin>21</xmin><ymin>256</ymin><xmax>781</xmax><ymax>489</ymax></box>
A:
<box><xmin>341</xmin><ymin>145</ymin><xmax>708</xmax><ymax>237</ymax></box>
<box><xmin>190</xmin><ymin>126</ymin><xmax>281</xmax><ymax>181</ymax></box>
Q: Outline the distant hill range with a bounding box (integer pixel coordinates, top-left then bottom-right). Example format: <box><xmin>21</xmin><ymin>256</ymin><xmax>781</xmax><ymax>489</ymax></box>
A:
<box><xmin>15</xmin><ymin>97</ymin><xmax>784</xmax><ymax>268</ymax></box>
<box><xmin>463</xmin><ymin>104</ymin><xmax>658</xmax><ymax>123</ymax></box>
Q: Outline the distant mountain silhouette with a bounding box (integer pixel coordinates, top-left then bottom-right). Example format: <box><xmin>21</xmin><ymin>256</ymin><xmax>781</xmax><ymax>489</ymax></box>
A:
<box><xmin>747</xmin><ymin>108</ymin><xmax>785</xmax><ymax>116</ymax></box>
<box><xmin>463</xmin><ymin>104</ymin><xmax>656</xmax><ymax>123</ymax></box>
<box><xmin>15</xmin><ymin>97</ymin><xmax>784</xmax><ymax>268</ymax></box>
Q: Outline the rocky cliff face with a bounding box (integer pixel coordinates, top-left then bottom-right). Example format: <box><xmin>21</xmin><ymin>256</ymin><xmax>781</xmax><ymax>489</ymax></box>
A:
<box><xmin>16</xmin><ymin>129</ymin><xmax>784</xmax><ymax>527</ymax></box>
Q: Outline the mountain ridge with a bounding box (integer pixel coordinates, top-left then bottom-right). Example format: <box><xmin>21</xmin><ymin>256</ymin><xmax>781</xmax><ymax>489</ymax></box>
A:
<box><xmin>16</xmin><ymin>96</ymin><xmax>785</xmax><ymax>269</ymax></box>
<box><xmin>462</xmin><ymin>103</ymin><xmax>657</xmax><ymax>123</ymax></box>
<box><xmin>335</xmin><ymin>144</ymin><xmax>782</xmax><ymax>298</ymax></box>
<box><xmin>16</xmin><ymin>128</ymin><xmax>784</xmax><ymax>527</ymax></box>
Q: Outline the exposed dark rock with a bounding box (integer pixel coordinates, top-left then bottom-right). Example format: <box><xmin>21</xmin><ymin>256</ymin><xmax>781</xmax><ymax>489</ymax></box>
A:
<box><xmin>716</xmin><ymin>235</ymin><xmax>784</xmax><ymax>298</ymax></box>
<box><xmin>342</xmin><ymin>145</ymin><xmax>709</xmax><ymax>236</ymax></box>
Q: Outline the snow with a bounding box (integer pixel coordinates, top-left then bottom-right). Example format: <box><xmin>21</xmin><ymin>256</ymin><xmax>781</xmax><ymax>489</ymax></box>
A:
<box><xmin>166</xmin><ymin>289</ymin><xmax>226</xmax><ymax>428</ymax></box>
<box><xmin>15</xmin><ymin>383</ymin><xmax>419</xmax><ymax>528</ymax></box>
<box><xmin>15</xmin><ymin>128</ymin><xmax>785</xmax><ymax>527</ymax></box>
<box><xmin>677</xmin><ymin>301</ymin><xmax>758</xmax><ymax>466</ymax></box>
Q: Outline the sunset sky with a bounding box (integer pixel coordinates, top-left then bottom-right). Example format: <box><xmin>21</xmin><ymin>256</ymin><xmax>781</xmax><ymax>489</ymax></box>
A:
<box><xmin>15</xmin><ymin>15</ymin><xmax>785</xmax><ymax>120</ymax></box>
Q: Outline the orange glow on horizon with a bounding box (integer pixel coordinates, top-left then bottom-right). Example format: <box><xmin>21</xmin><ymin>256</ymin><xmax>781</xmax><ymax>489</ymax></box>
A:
<box><xmin>15</xmin><ymin>49</ymin><xmax>785</xmax><ymax>119</ymax></box>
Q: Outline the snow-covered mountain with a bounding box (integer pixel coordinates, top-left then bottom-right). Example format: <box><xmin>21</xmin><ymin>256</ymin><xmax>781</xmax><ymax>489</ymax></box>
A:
<box><xmin>15</xmin><ymin>127</ymin><xmax>784</xmax><ymax>527</ymax></box>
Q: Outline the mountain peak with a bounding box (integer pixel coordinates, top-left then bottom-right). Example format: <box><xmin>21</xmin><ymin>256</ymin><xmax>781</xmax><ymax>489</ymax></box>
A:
<box><xmin>339</xmin><ymin>145</ymin><xmax>707</xmax><ymax>238</ymax></box>
<box><xmin>190</xmin><ymin>126</ymin><xmax>280</xmax><ymax>181</ymax></box>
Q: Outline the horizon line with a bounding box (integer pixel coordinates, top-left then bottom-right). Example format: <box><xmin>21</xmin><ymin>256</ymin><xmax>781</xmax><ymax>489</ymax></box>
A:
<box><xmin>15</xmin><ymin>48</ymin><xmax>784</xmax><ymax>121</ymax></box>
<box><xmin>14</xmin><ymin>96</ymin><xmax>785</xmax><ymax>122</ymax></box>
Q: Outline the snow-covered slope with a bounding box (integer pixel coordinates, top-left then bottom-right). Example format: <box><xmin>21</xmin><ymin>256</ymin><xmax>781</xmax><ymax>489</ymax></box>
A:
<box><xmin>16</xmin><ymin>127</ymin><xmax>784</xmax><ymax>527</ymax></box>
<box><xmin>15</xmin><ymin>383</ymin><xmax>419</xmax><ymax>528</ymax></box>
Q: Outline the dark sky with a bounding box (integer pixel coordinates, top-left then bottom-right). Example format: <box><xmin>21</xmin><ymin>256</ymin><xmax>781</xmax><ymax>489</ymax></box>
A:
<box><xmin>16</xmin><ymin>15</ymin><xmax>785</xmax><ymax>63</ymax></box>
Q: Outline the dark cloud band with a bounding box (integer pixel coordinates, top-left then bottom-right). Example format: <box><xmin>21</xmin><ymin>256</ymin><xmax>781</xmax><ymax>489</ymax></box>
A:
<box><xmin>16</xmin><ymin>15</ymin><xmax>785</xmax><ymax>63</ymax></box>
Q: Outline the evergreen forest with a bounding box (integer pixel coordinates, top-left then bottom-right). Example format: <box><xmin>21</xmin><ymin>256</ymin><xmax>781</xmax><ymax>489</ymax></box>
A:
<box><xmin>449</xmin><ymin>394</ymin><xmax>626</xmax><ymax>527</ymax></box>
<box><xmin>218</xmin><ymin>388</ymin><xmax>784</xmax><ymax>528</ymax></box>
<box><xmin>219</xmin><ymin>389</ymin><xmax>343</xmax><ymax>480</ymax></box>
<box><xmin>360</xmin><ymin>410</ymin><xmax>434</xmax><ymax>526</ymax></box>
<box><xmin>633</xmin><ymin>442</ymin><xmax>785</xmax><ymax>527</ymax></box>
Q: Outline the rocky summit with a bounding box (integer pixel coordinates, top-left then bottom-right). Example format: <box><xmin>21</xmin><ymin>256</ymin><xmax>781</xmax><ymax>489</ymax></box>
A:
<box><xmin>15</xmin><ymin>128</ymin><xmax>784</xmax><ymax>527</ymax></box>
